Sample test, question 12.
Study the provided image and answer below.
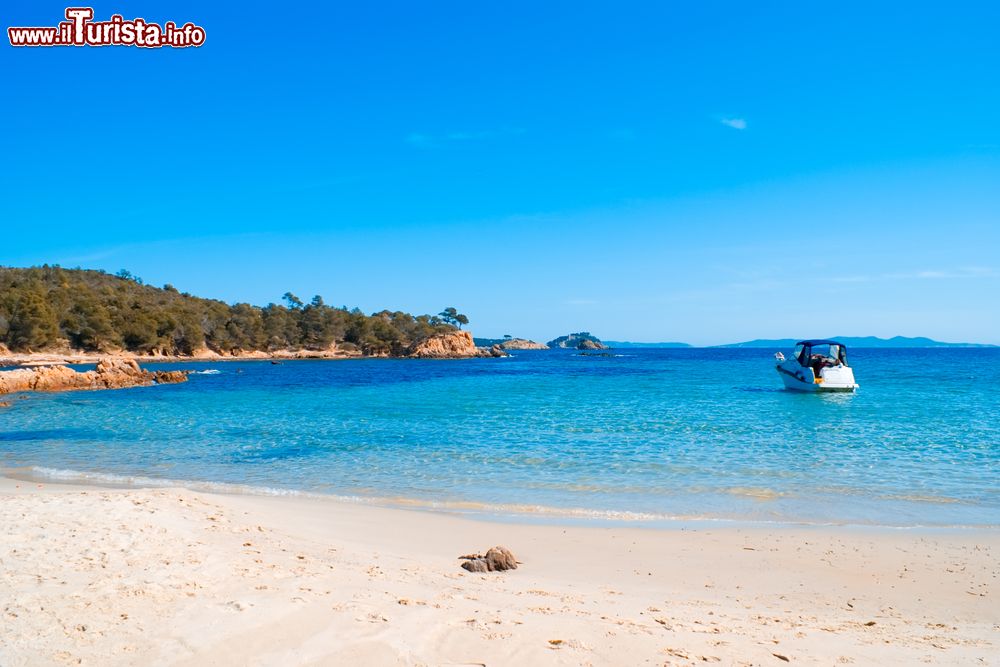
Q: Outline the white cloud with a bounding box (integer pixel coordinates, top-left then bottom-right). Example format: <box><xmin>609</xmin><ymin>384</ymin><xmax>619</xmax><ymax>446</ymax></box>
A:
<box><xmin>720</xmin><ymin>117</ymin><xmax>747</xmax><ymax>130</ymax></box>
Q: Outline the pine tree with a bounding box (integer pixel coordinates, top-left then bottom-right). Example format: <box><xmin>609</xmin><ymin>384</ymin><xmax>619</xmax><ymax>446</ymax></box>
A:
<box><xmin>9</xmin><ymin>287</ymin><xmax>60</xmax><ymax>351</ymax></box>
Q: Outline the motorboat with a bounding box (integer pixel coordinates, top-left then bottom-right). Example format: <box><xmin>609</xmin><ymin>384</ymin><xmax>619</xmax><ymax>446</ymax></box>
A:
<box><xmin>774</xmin><ymin>339</ymin><xmax>858</xmax><ymax>392</ymax></box>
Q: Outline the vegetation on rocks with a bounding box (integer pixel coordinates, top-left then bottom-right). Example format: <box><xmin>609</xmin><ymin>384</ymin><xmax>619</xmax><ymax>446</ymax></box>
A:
<box><xmin>0</xmin><ymin>266</ymin><xmax>463</xmax><ymax>356</ymax></box>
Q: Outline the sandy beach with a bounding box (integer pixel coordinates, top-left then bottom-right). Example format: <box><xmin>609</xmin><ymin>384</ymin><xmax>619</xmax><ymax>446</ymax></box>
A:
<box><xmin>1</xmin><ymin>477</ymin><xmax>996</xmax><ymax>666</ymax></box>
<box><xmin>6</xmin><ymin>2</ymin><xmax>998</xmax><ymax>665</ymax></box>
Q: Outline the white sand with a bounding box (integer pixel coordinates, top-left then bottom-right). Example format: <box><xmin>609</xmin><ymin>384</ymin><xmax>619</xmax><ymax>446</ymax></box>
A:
<box><xmin>1</xmin><ymin>477</ymin><xmax>996</xmax><ymax>666</ymax></box>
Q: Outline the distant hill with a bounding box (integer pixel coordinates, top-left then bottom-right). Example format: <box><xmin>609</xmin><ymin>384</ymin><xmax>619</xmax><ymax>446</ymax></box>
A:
<box><xmin>0</xmin><ymin>265</ymin><xmax>461</xmax><ymax>356</ymax></box>
<box><xmin>716</xmin><ymin>336</ymin><xmax>997</xmax><ymax>349</ymax></box>
<box><xmin>604</xmin><ymin>341</ymin><xmax>692</xmax><ymax>349</ymax></box>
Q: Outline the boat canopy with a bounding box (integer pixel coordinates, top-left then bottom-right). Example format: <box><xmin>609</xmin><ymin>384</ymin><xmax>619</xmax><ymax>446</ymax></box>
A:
<box><xmin>794</xmin><ymin>340</ymin><xmax>849</xmax><ymax>367</ymax></box>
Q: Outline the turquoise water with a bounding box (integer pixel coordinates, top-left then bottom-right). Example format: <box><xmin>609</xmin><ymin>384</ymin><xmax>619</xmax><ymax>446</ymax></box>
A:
<box><xmin>2</xmin><ymin>349</ymin><xmax>997</xmax><ymax>526</ymax></box>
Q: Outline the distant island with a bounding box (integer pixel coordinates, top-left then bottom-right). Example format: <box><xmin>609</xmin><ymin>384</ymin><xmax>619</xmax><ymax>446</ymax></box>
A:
<box><xmin>546</xmin><ymin>332</ymin><xmax>608</xmax><ymax>350</ymax></box>
<box><xmin>0</xmin><ymin>266</ymin><xmax>501</xmax><ymax>360</ymax></box>
<box><xmin>715</xmin><ymin>336</ymin><xmax>997</xmax><ymax>349</ymax></box>
<box><xmin>474</xmin><ymin>333</ymin><xmax>609</xmax><ymax>350</ymax></box>
<box><xmin>473</xmin><ymin>336</ymin><xmax>548</xmax><ymax>350</ymax></box>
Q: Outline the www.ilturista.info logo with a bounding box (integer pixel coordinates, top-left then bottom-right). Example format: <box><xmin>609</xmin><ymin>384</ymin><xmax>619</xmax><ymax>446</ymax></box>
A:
<box><xmin>8</xmin><ymin>8</ymin><xmax>205</xmax><ymax>48</ymax></box>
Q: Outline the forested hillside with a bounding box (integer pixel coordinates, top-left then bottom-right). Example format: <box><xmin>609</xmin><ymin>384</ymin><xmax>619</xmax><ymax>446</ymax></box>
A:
<box><xmin>0</xmin><ymin>266</ymin><xmax>461</xmax><ymax>356</ymax></box>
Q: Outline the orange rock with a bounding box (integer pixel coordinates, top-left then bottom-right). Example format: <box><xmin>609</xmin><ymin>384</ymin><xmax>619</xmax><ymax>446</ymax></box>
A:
<box><xmin>0</xmin><ymin>358</ymin><xmax>188</xmax><ymax>395</ymax></box>
<box><xmin>409</xmin><ymin>331</ymin><xmax>507</xmax><ymax>359</ymax></box>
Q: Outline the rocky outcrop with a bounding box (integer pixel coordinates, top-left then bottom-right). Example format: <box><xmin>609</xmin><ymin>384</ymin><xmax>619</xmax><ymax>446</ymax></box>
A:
<box><xmin>460</xmin><ymin>546</ymin><xmax>519</xmax><ymax>573</ymax></box>
<box><xmin>0</xmin><ymin>358</ymin><xmax>188</xmax><ymax>395</ymax></box>
<box><xmin>408</xmin><ymin>331</ymin><xmax>506</xmax><ymax>359</ymax></box>
<box><xmin>500</xmin><ymin>338</ymin><xmax>549</xmax><ymax>350</ymax></box>
<box><xmin>408</xmin><ymin>330</ymin><xmax>476</xmax><ymax>357</ymax></box>
<box><xmin>547</xmin><ymin>332</ymin><xmax>609</xmax><ymax>350</ymax></box>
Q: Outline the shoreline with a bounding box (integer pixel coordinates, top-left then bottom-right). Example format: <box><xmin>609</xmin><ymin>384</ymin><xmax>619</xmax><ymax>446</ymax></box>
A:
<box><xmin>2</xmin><ymin>475</ymin><xmax>997</xmax><ymax>665</ymax></box>
<box><xmin>6</xmin><ymin>464</ymin><xmax>998</xmax><ymax>533</ymax></box>
<box><xmin>0</xmin><ymin>350</ymin><xmax>509</xmax><ymax>368</ymax></box>
<box><xmin>0</xmin><ymin>350</ymin><xmax>377</xmax><ymax>366</ymax></box>
<box><xmin>0</xmin><ymin>339</ymin><xmax>507</xmax><ymax>368</ymax></box>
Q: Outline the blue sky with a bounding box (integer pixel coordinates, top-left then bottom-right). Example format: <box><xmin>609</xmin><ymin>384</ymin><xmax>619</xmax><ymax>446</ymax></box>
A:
<box><xmin>3</xmin><ymin>2</ymin><xmax>999</xmax><ymax>344</ymax></box>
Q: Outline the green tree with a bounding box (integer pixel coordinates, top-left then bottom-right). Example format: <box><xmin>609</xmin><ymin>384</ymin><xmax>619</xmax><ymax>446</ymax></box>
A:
<box><xmin>262</xmin><ymin>303</ymin><xmax>300</xmax><ymax>349</ymax></box>
<box><xmin>121</xmin><ymin>310</ymin><xmax>159</xmax><ymax>352</ymax></box>
<box><xmin>226</xmin><ymin>303</ymin><xmax>265</xmax><ymax>351</ymax></box>
<box><xmin>438</xmin><ymin>307</ymin><xmax>469</xmax><ymax>329</ymax></box>
<box><xmin>62</xmin><ymin>299</ymin><xmax>117</xmax><ymax>350</ymax></box>
<box><xmin>299</xmin><ymin>296</ymin><xmax>334</xmax><ymax>349</ymax></box>
<box><xmin>170</xmin><ymin>310</ymin><xmax>206</xmax><ymax>355</ymax></box>
<box><xmin>9</xmin><ymin>287</ymin><xmax>60</xmax><ymax>351</ymax></box>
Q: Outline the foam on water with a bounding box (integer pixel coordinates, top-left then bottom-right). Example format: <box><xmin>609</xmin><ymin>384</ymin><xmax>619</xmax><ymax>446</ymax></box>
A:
<box><xmin>10</xmin><ymin>465</ymin><xmax>961</xmax><ymax>528</ymax></box>
<box><xmin>11</xmin><ymin>465</ymin><xmax>674</xmax><ymax>523</ymax></box>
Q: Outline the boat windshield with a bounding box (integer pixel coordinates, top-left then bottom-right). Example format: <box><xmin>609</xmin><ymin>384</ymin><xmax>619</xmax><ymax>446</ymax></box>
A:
<box><xmin>794</xmin><ymin>343</ymin><xmax>849</xmax><ymax>367</ymax></box>
<box><xmin>811</xmin><ymin>344</ymin><xmax>847</xmax><ymax>365</ymax></box>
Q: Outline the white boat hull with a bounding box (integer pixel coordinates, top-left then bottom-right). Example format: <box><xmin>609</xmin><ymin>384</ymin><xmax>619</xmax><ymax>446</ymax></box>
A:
<box><xmin>776</xmin><ymin>361</ymin><xmax>858</xmax><ymax>392</ymax></box>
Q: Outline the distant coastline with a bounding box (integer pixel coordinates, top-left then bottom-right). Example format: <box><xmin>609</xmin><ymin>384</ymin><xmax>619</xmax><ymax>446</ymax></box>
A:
<box><xmin>487</xmin><ymin>336</ymin><xmax>997</xmax><ymax>350</ymax></box>
<box><xmin>712</xmin><ymin>336</ymin><xmax>998</xmax><ymax>349</ymax></box>
<box><xmin>604</xmin><ymin>336</ymin><xmax>996</xmax><ymax>349</ymax></box>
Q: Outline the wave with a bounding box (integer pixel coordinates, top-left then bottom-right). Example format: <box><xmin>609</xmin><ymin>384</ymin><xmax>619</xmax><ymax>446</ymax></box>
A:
<box><xmin>190</xmin><ymin>369</ymin><xmax>221</xmax><ymax>375</ymax></box>
<box><xmin>7</xmin><ymin>465</ymin><xmax>718</xmax><ymax>523</ymax></box>
<box><xmin>5</xmin><ymin>465</ymin><xmax>995</xmax><ymax>530</ymax></box>
<box><xmin>19</xmin><ymin>466</ymin><xmax>321</xmax><ymax>497</ymax></box>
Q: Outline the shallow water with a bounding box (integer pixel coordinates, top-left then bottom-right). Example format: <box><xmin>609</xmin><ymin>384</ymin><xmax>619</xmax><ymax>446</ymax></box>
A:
<box><xmin>2</xmin><ymin>348</ymin><xmax>997</xmax><ymax>526</ymax></box>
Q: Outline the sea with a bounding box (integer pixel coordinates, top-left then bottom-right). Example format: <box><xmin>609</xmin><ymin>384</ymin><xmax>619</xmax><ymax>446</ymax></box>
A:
<box><xmin>2</xmin><ymin>348</ymin><xmax>997</xmax><ymax>527</ymax></box>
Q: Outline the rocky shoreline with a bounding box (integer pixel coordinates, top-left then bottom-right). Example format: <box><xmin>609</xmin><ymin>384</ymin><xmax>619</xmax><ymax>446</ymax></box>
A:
<box><xmin>0</xmin><ymin>331</ymin><xmax>505</xmax><ymax>371</ymax></box>
<box><xmin>0</xmin><ymin>358</ymin><xmax>188</xmax><ymax>396</ymax></box>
